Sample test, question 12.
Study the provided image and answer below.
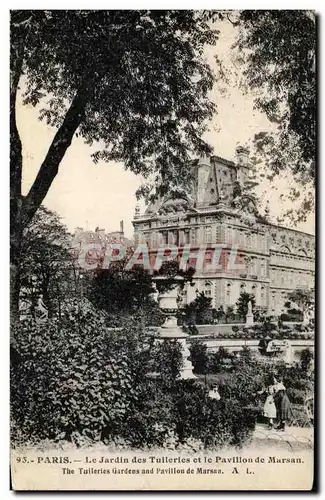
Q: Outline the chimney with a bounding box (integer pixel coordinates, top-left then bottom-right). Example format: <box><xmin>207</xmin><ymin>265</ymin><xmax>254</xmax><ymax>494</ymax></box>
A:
<box><xmin>196</xmin><ymin>155</ymin><xmax>211</xmax><ymax>206</ymax></box>
<box><xmin>235</xmin><ymin>146</ymin><xmax>249</xmax><ymax>167</ymax></box>
<box><xmin>198</xmin><ymin>154</ymin><xmax>210</xmax><ymax>167</ymax></box>
<box><xmin>120</xmin><ymin>220</ymin><xmax>124</xmax><ymax>235</ymax></box>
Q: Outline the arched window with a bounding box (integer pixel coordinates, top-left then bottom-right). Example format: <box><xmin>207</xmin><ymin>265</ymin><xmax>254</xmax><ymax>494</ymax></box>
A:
<box><xmin>205</xmin><ymin>249</ymin><xmax>213</xmax><ymax>264</ymax></box>
<box><xmin>297</xmin><ymin>248</ymin><xmax>308</xmax><ymax>257</ymax></box>
<box><xmin>204</xmin><ymin>281</ymin><xmax>212</xmax><ymax>297</ymax></box>
<box><xmin>282</xmin><ymin>245</ymin><xmax>291</xmax><ymax>254</ymax></box>
<box><xmin>205</xmin><ymin>226</ymin><xmax>212</xmax><ymax>243</ymax></box>
<box><xmin>226</xmin><ymin>283</ymin><xmax>231</xmax><ymax>304</ymax></box>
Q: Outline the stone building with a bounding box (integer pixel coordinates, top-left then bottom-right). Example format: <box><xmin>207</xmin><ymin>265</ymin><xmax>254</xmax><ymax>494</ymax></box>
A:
<box><xmin>132</xmin><ymin>147</ymin><xmax>315</xmax><ymax>316</ymax></box>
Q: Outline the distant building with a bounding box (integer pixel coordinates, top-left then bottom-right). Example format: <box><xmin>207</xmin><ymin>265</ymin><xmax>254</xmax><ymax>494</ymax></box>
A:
<box><xmin>132</xmin><ymin>147</ymin><xmax>315</xmax><ymax>316</ymax></box>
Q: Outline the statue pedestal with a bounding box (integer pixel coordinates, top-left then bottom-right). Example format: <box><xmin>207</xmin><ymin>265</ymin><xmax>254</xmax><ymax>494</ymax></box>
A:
<box><xmin>283</xmin><ymin>343</ymin><xmax>294</xmax><ymax>365</ymax></box>
<box><xmin>156</xmin><ymin>278</ymin><xmax>196</xmax><ymax>380</ymax></box>
<box><xmin>160</xmin><ymin>322</ymin><xmax>197</xmax><ymax>380</ymax></box>
<box><xmin>246</xmin><ymin>313</ymin><xmax>254</xmax><ymax>326</ymax></box>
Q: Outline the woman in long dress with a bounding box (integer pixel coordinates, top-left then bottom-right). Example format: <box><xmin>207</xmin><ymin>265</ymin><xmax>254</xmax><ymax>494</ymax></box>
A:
<box><xmin>274</xmin><ymin>380</ymin><xmax>293</xmax><ymax>431</ymax></box>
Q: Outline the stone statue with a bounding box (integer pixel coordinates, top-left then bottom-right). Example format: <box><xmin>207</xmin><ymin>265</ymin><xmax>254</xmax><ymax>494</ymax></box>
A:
<box><xmin>246</xmin><ymin>300</ymin><xmax>253</xmax><ymax>326</ymax></box>
<box><xmin>151</xmin><ymin>282</ymin><xmax>159</xmax><ymax>303</ymax></box>
<box><xmin>36</xmin><ymin>295</ymin><xmax>48</xmax><ymax>322</ymax></box>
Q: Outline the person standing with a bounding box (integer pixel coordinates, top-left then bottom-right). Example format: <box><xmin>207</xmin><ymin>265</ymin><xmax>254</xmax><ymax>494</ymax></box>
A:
<box><xmin>274</xmin><ymin>380</ymin><xmax>293</xmax><ymax>431</ymax></box>
<box><xmin>263</xmin><ymin>386</ymin><xmax>277</xmax><ymax>430</ymax></box>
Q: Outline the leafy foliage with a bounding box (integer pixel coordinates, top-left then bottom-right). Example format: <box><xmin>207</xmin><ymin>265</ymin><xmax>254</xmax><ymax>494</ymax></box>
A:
<box><xmin>88</xmin><ymin>263</ymin><xmax>161</xmax><ymax>322</ymax></box>
<box><xmin>189</xmin><ymin>339</ymin><xmax>209</xmax><ymax>374</ymax></box>
<box><xmin>235</xmin><ymin>10</ymin><xmax>316</xmax><ymax>222</ymax></box>
<box><xmin>11</xmin><ymin>304</ymin><xmax>158</xmax><ymax>442</ymax></box>
<box><xmin>11</xmin><ymin>300</ymin><xmax>257</xmax><ymax>449</ymax></box>
<box><xmin>183</xmin><ymin>291</ymin><xmax>213</xmax><ymax>325</ymax></box>
<box><xmin>299</xmin><ymin>348</ymin><xmax>314</xmax><ymax>374</ymax></box>
<box><xmin>12</xmin><ymin>11</ymin><xmax>219</xmax><ymax>214</ymax></box>
<box><xmin>287</xmin><ymin>288</ymin><xmax>314</xmax><ymax>315</ymax></box>
<box><xmin>19</xmin><ymin>206</ymin><xmax>76</xmax><ymax>317</ymax></box>
<box><xmin>235</xmin><ymin>291</ymin><xmax>256</xmax><ymax>320</ymax></box>
<box><xmin>10</xmin><ymin>10</ymin><xmax>219</xmax><ymax>316</ymax></box>
<box><xmin>87</xmin><ymin>258</ymin><xmax>195</xmax><ymax>326</ymax></box>
<box><xmin>237</xmin><ymin>11</ymin><xmax>315</xmax><ymax>176</ymax></box>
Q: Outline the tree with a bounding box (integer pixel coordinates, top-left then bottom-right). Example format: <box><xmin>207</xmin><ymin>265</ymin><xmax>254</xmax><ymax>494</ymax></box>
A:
<box><xmin>260</xmin><ymin>315</ymin><xmax>276</xmax><ymax>337</ymax></box>
<box><xmin>183</xmin><ymin>292</ymin><xmax>213</xmax><ymax>325</ymax></box>
<box><xmin>88</xmin><ymin>263</ymin><xmax>163</xmax><ymax>325</ymax></box>
<box><xmin>236</xmin><ymin>292</ymin><xmax>255</xmax><ymax>320</ymax></box>
<box><xmin>208</xmin><ymin>347</ymin><xmax>233</xmax><ymax>374</ymax></box>
<box><xmin>286</xmin><ymin>288</ymin><xmax>314</xmax><ymax>324</ymax></box>
<box><xmin>225</xmin><ymin>306</ymin><xmax>235</xmax><ymax>324</ymax></box>
<box><xmin>189</xmin><ymin>339</ymin><xmax>209</xmax><ymax>374</ymax></box>
<box><xmin>214</xmin><ymin>305</ymin><xmax>225</xmax><ymax>323</ymax></box>
<box><xmin>19</xmin><ymin>206</ymin><xmax>76</xmax><ymax>317</ymax></box>
<box><xmin>10</xmin><ymin>10</ymin><xmax>219</xmax><ymax>319</ymax></box>
<box><xmin>300</xmin><ymin>348</ymin><xmax>313</xmax><ymax>374</ymax></box>
<box><xmin>235</xmin><ymin>11</ymin><xmax>316</xmax><ymax>222</ymax></box>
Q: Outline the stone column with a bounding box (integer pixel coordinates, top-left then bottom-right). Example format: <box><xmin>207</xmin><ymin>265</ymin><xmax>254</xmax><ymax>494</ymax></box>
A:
<box><xmin>155</xmin><ymin>277</ymin><xmax>196</xmax><ymax>380</ymax></box>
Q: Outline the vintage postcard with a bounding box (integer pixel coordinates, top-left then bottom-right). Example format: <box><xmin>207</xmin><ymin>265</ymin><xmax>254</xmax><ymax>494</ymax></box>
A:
<box><xmin>10</xmin><ymin>9</ymin><xmax>316</xmax><ymax>491</ymax></box>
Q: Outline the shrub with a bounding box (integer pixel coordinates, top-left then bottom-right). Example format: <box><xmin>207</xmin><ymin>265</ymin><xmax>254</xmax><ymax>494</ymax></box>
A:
<box><xmin>11</xmin><ymin>299</ymin><xmax>262</xmax><ymax>449</ymax></box>
<box><xmin>246</xmin><ymin>328</ymin><xmax>255</xmax><ymax>338</ymax></box>
<box><xmin>300</xmin><ymin>348</ymin><xmax>314</xmax><ymax>373</ymax></box>
<box><xmin>186</xmin><ymin>324</ymin><xmax>199</xmax><ymax>335</ymax></box>
<box><xmin>208</xmin><ymin>347</ymin><xmax>233</xmax><ymax>374</ymax></box>
<box><xmin>280</xmin><ymin>313</ymin><xmax>303</xmax><ymax>322</ymax></box>
<box><xmin>11</xmin><ymin>301</ymin><xmax>160</xmax><ymax>444</ymax></box>
<box><xmin>189</xmin><ymin>340</ymin><xmax>209</xmax><ymax>375</ymax></box>
<box><xmin>107</xmin><ymin>380</ymin><xmax>175</xmax><ymax>448</ymax></box>
<box><xmin>169</xmin><ymin>380</ymin><xmax>255</xmax><ymax>449</ymax></box>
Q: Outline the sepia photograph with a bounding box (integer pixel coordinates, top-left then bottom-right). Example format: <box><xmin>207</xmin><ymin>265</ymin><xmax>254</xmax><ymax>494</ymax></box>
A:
<box><xmin>9</xmin><ymin>9</ymin><xmax>316</xmax><ymax>491</ymax></box>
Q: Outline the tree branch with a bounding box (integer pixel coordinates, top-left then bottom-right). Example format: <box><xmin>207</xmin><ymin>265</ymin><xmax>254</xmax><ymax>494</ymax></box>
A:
<box><xmin>23</xmin><ymin>87</ymin><xmax>88</xmax><ymax>225</ymax></box>
<box><xmin>226</xmin><ymin>13</ymin><xmax>240</xmax><ymax>27</ymax></box>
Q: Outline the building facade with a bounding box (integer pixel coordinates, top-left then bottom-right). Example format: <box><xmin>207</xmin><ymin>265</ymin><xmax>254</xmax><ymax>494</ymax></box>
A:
<box><xmin>132</xmin><ymin>147</ymin><xmax>315</xmax><ymax>316</ymax></box>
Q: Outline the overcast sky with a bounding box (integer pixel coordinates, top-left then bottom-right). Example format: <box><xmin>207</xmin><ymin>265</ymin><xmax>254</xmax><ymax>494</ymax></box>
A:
<box><xmin>17</xmin><ymin>19</ymin><xmax>314</xmax><ymax>238</ymax></box>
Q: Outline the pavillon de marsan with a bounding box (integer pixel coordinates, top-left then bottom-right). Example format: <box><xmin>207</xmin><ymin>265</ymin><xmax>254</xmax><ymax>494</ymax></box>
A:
<box><xmin>132</xmin><ymin>146</ymin><xmax>315</xmax><ymax>316</ymax></box>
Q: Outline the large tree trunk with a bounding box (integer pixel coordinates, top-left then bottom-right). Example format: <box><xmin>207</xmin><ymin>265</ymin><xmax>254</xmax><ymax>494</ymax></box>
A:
<box><xmin>10</xmin><ymin>35</ymin><xmax>24</xmax><ymax>325</ymax></box>
<box><xmin>10</xmin><ymin>212</ymin><xmax>23</xmax><ymax>325</ymax></box>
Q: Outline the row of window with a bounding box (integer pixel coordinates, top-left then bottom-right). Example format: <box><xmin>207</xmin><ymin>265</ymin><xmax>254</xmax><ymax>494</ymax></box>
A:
<box><xmin>270</xmin><ymin>255</ymin><xmax>314</xmax><ymax>270</ymax></box>
<box><xmin>202</xmin><ymin>281</ymin><xmax>267</xmax><ymax>307</ymax></box>
<box><xmin>225</xmin><ymin>227</ymin><xmax>267</xmax><ymax>251</ymax></box>
<box><xmin>270</xmin><ymin>269</ymin><xmax>313</xmax><ymax>288</ymax></box>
